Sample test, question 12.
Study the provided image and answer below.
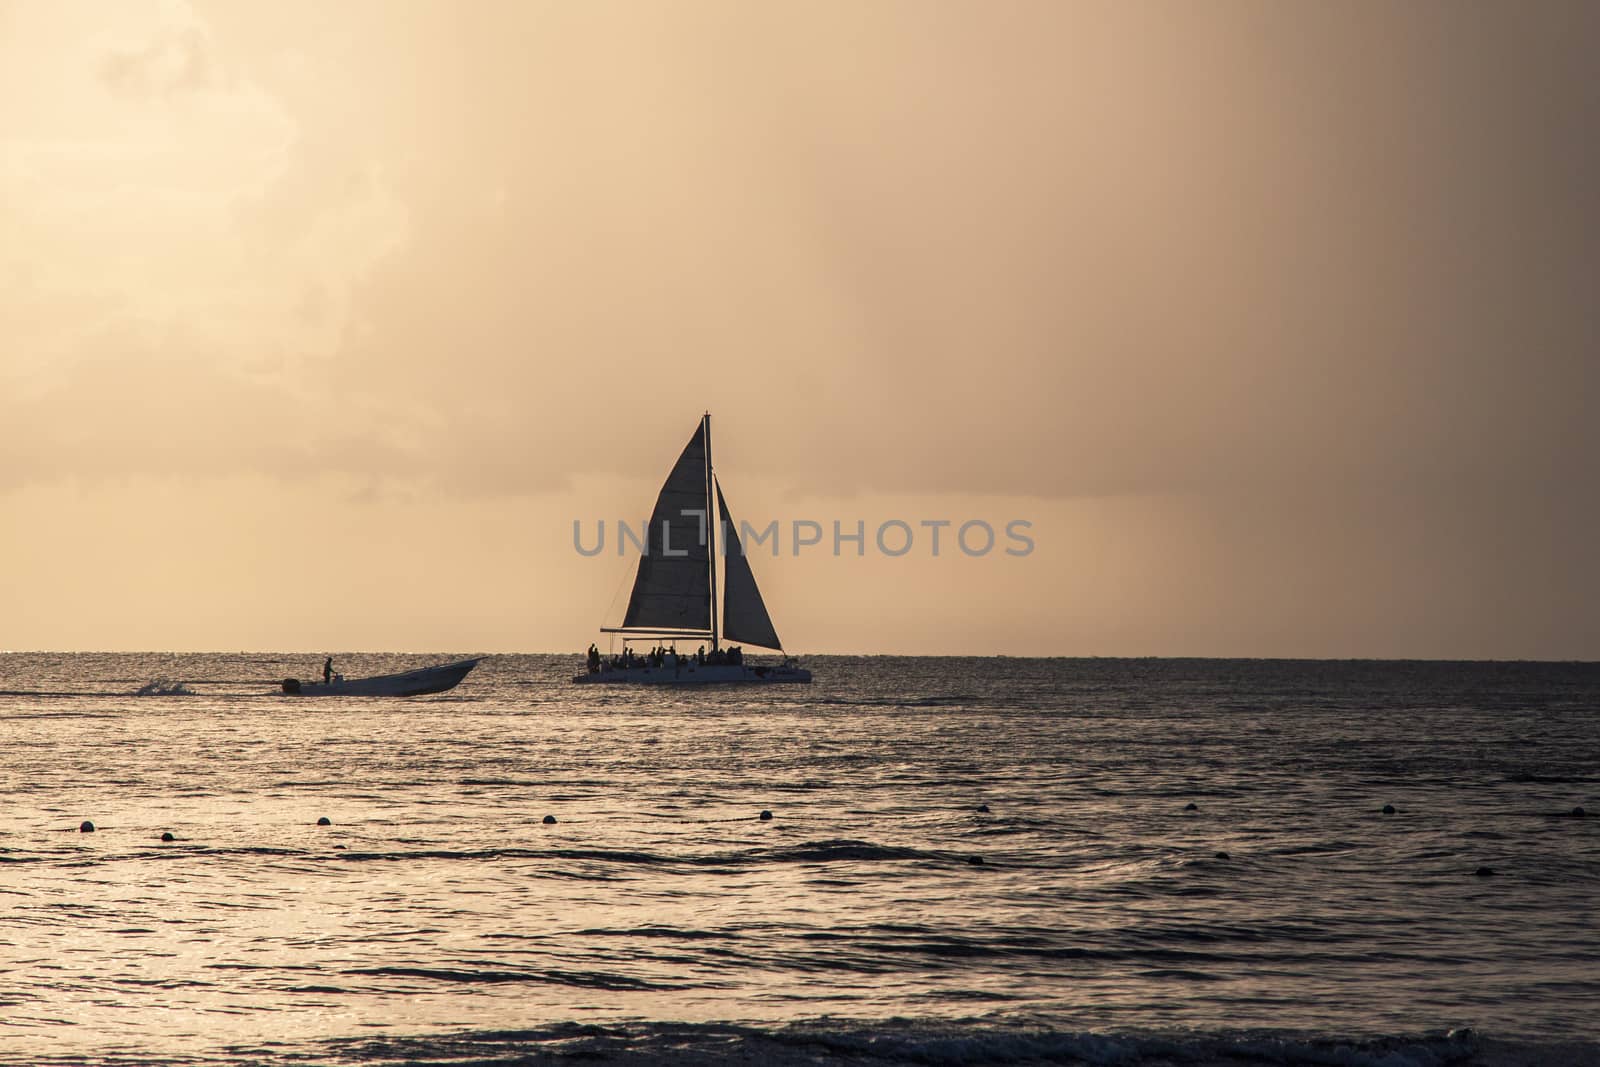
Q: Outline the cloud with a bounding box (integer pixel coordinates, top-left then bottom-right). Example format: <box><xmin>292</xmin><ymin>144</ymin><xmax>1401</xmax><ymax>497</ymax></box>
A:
<box><xmin>281</xmin><ymin>2</ymin><xmax>1600</xmax><ymax>507</ymax></box>
<box><xmin>0</xmin><ymin>326</ymin><xmax>423</xmax><ymax>491</ymax></box>
<box><xmin>4</xmin><ymin>2</ymin><xmax>1597</xmax><ymax>509</ymax></box>
<box><xmin>1</xmin><ymin>1</ymin><xmax>411</xmax><ymax>486</ymax></box>
<box><xmin>99</xmin><ymin>19</ymin><xmax>215</xmax><ymax>99</ymax></box>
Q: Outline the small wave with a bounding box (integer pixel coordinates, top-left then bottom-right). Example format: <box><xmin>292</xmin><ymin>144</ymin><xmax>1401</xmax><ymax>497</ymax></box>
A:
<box><xmin>311</xmin><ymin>841</ymin><xmax>959</xmax><ymax>869</ymax></box>
<box><xmin>750</xmin><ymin>839</ymin><xmax>936</xmax><ymax>864</ymax></box>
<box><xmin>293</xmin><ymin>1020</ymin><xmax>1593</xmax><ymax>1067</ymax></box>
<box><xmin>333</xmin><ymin>846</ymin><xmax>669</xmax><ymax>867</ymax></box>
<box><xmin>343</xmin><ymin>965</ymin><xmax>688</xmax><ymax>991</ymax></box>
<box><xmin>965</xmin><ymin>815</ymin><xmax>1099</xmax><ymax>839</ymax></box>
<box><xmin>807</xmin><ymin>695</ymin><xmax>978</xmax><ymax>709</ymax></box>
<box><xmin>576</xmin><ymin>925</ymin><xmax>740</xmax><ymax>941</ymax></box>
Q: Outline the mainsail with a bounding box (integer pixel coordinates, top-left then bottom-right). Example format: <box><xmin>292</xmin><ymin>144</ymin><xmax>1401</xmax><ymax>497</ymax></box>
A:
<box><xmin>620</xmin><ymin>425</ymin><xmax>712</xmax><ymax>632</ymax></box>
<box><xmin>716</xmin><ymin>480</ymin><xmax>782</xmax><ymax>650</ymax></box>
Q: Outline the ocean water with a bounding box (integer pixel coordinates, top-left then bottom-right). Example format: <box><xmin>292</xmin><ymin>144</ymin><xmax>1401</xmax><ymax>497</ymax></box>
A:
<box><xmin>1</xmin><ymin>653</ymin><xmax>1597</xmax><ymax>1066</ymax></box>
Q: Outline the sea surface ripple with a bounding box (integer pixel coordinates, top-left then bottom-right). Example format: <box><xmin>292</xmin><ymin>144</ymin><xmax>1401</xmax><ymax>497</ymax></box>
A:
<box><xmin>1</xmin><ymin>653</ymin><xmax>1597</xmax><ymax>1065</ymax></box>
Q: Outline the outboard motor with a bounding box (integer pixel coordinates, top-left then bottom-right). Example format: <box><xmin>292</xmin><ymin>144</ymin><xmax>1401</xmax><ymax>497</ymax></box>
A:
<box><xmin>281</xmin><ymin>678</ymin><xmax>302</xmax><ymax>695</ymax></box>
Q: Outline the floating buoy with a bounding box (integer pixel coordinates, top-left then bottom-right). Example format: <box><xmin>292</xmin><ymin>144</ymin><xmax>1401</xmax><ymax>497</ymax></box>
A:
<box><xmin>316</xmin><ymin>817</ymin><xmax>331</xmax><ymax>826</ymax></box>
<box><xmin>1382</xmin><ymin>804</ymin><xmax>1396</xmax><ymax>815</ymax></box>
<box><xmin>160</xmin><ymin>832</ymin><xmax>175</xmax><ymax>842</ymax></box>
<box><xmin>542</xmin><ymin>814</ymin><xmax>557</xmax><ymax>825</ymax></box>
<box><xmin>1215</xmin><ymin>851</ymin><xmax>1231</xmax><ymax>860</ymax></box>
<box><xmin>1573</xmin><ymin>806</ymin><xmax>1587</xmax><ymax>818</ymax></box>
<box><xmin>1475</xmin><ymin>866</ymin><xmax>1495</xmax><ymax>877</ymax></box>
<box><xmin>79</xmin><ymin>820</ymin><xmax>95</xmax><ymax>833</ymax></box>
<box><xmin>758</xmin><ymin>810</ymin><xmax>773</xmax><ymax>821</ymax></box>
<box><xmin>975</xmin><ymin>803</ymin><xmax>991</xmax><ymax>813</ymax></box>
<box><xmin>1183</xmin><ymin>802</ymin><xmax>1198</xmax><ymax>812</ymax></box>
<box><xmin>968</xmin><ymin>855</ymin><xmax>985</xmax><ymax>865</ymax></box>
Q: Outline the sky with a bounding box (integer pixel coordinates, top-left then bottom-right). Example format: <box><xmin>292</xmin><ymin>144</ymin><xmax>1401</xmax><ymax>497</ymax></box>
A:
<box><xmin>2</xmin><ymin>0</ymin><xmax>1597</xmax><ymax>657</ymax></box>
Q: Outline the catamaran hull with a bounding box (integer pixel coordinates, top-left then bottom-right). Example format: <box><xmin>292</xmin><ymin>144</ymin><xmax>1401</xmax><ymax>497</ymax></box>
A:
<box><xmin>281</xmin><ymin>658</ymin><xmax>482</xmax><ymax>697</ymax></box>
<box><xmin>572</xmin><ymin>663</ymin><xmax>811</xmax><ymax>685</ymax></box>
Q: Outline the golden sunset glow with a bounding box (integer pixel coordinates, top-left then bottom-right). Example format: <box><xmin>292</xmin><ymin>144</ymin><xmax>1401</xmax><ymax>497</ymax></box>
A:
<box><xmin>3</xmin><ymin>1</ymin><xmax>1596</xmax><ymax>657</ymax></box>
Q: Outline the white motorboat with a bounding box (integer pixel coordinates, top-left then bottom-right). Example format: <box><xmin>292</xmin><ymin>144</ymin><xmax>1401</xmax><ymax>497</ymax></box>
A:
<box><xmin>279</xmin><ymin>658</ymin><xmax>482</xmax><ymax>696</ymax></box>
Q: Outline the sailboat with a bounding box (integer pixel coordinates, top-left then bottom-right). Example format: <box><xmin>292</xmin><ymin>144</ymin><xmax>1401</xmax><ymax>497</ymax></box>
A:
<box><xmin>574</xmin><ymin>414</ymin><xmax>811</xmax><ymax>685</ymax></box>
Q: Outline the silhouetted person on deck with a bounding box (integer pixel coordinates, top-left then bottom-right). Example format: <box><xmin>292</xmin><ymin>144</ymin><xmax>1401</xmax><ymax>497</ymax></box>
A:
<box><xmin>587</xmin><ymin>644</ymin><xmax>600</xmax><ymax>673</ymax></box>
<box><xmin>323</xmin><ymin>656</ymin><xmax>333</xmax><ymax>684</ymax></box>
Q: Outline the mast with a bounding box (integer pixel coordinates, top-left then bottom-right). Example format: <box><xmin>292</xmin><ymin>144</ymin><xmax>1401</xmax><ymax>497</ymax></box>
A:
<box><xmin>704</xmin><ymin>412</ymin><xmax>719</xmax><ymax>652</ymax></box>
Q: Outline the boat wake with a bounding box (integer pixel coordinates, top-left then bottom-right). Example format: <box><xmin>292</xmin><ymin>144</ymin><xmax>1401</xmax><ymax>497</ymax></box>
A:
<box><xmin>134</xmin><ymin>678</ymin><xmax>196</xmax><ymax>696</ymax></box>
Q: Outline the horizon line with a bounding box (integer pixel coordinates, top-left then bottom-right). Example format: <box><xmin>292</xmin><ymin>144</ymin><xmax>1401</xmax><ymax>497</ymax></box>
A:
<box><xmin>1</xmin><ymin>649</ymin><xmax>1596</xmax><ymax>666</ymax></box>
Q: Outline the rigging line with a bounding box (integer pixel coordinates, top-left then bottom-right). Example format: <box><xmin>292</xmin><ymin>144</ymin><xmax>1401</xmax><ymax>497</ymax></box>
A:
<box><xmin>598</xmin><ymin>534</ymin><xmax>637</xmax><ymax>637</ymax></box>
